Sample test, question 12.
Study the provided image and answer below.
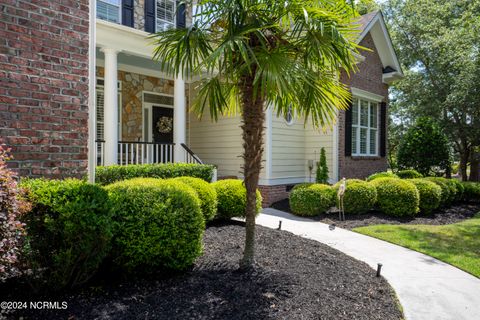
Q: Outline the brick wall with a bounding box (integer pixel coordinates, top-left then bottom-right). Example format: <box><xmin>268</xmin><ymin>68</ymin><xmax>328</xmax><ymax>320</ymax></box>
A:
<box><xmin>258</xmin><ymin>185</ymin><xmax>290</xmax><ymax>207</ymax></box>
<box><xmin>0</xmin><ymin>0</ymin><xmax>90</xmax><ymax>178</ymax></box>
<box><xmin>338</xmin><ymin>32</ymin><xmax>389</xmax><ymax>180</ymax></box>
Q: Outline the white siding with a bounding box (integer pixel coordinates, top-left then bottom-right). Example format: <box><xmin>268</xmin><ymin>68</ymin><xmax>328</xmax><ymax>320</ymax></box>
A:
<box><xmin>304</xmin><ymin>124</ymin><xmax>335</xmax><ymax>183</ymax></box>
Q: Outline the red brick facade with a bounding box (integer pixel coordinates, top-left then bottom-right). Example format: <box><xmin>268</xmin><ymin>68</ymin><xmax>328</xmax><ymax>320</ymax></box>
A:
<box><xmin>258</xmin><ymin>185</ymin><xmax>290</xmax><ymax>207</ymax></box>
<box><xmin>338</xmin><ymin>33</ymin><xmax>389</xmax><ymax>180</ymax></box>
<box><xmin>0</xmin><ymin>0</ymin><xmax>90</xmax><ymax>178</ymax></box>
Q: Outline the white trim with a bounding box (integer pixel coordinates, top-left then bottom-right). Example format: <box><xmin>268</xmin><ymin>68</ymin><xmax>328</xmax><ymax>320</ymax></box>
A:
<box><xmin>264</xmin><ymin>105</ymin><xmax>273</xmax><ymax>180</ymax></box>
<box><xmin>382</xmin><ymin>71</ymin><xmax>403</xmax><ymax>84</ymax></box>
<box><xmin>96</xmin><ymin>78</ymin><xmax>123</xmax><ymax>140</ymax></box>
<box><xmin>351</xmin><ymin>87</ymin><xmax>384</xmax><ymax>102</ymax></box>
<box><xmin>142</xmin><ymin>91</ymin><xmax>175</xmax><ymax>142</ymax></box>
<box><xmin>96</xmin><ymin>59</ymin><xmax>175</xmax><ymax>81</ymax></box>
<box><xmin>88</xmin><ymin>0</ymin><xmax>96</xmax><ymax>182</ymax></box>
<box><xmin>351</xmin><ymin>97</ymin><xmax>380</xmax><ymax>157</ymax></box>
<box><xmin>143</xmin><ymin>90</ymin><xmax>174</xmax><ymax>98</ymax></box>
<box><xmin>96</xmin><ymin>0</ymin><xmax>122</xmax><ymax>24</ymax></box>
<box><xmin>332</xmin><ymin>111</ymin><xmax>339</xmax><ymax>183</ymax></box>
<box><xmin>259</xmin><ymin>177</ymin><xmax>308</xmax><ymax>186</ymax></box>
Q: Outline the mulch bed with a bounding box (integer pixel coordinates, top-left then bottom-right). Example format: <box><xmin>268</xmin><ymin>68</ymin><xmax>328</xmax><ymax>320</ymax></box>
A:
<box><xmin>3</xmin><ymin>221</ymin><xmax>402</xmax><ymax>320</ymax></box>
<box><xmin>272</xmin><ymin>199</ymin><xmax>480</xmax><ymax>230</ymax></box>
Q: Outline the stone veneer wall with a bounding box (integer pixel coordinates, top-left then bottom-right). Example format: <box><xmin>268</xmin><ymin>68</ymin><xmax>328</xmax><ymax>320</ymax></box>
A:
<box><xmin>0</xmin><ymin>0</ymin><xmax>90</xmax><ymax>178</ymax></box>
<box><xmin>96</xmin><ymin>67</ymin><xmax>174</xmax><ymax>141</ymax></box>
<box><xmin>134</xmin><ymin>0</ymin><xmax>145</xmax><ymax>31</ymax></box>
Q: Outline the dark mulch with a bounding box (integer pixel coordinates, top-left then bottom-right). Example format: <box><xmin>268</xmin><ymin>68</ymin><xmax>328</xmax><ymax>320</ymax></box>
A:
<box><xmin>3</xmin><ymin>221</ymin><xmax>402</xmax><ymax>320</ymax></box>
<box><xmin>272</xmin><ymin>199</ymin><xmax>480</xmax><ymax>230</ymax></box>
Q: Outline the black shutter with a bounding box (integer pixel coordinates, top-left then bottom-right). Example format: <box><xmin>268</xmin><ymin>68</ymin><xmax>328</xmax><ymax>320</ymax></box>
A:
<box><xmin>145</xmin><ymin>0</ymin><xmax>156</xmax><ymax>33</ymax></box>
<box><xmin>345</xmin><ymin>102</ymin><xmax>353</xmax><ymax>157</ymax></box>
<box><xmin>122</xmin><ymin>0</ymin><xmax>134</xmax><ymax>27</ymax></box>
<box><xmin>176</xmin><ymin>1</ymin><xmax>186</xmax><ymax>28</ymax></box>
<box><xmin>380</xmin><ymin>102</ymin><xmax>387</xmax><ymax>157</ymax></box>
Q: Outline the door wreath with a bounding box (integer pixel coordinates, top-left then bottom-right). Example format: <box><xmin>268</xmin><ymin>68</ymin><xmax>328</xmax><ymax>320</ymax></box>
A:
<box><xmin>156</xmin><ymin>116</ymin><xmax>173</xmax><ymax>134</ymax></box>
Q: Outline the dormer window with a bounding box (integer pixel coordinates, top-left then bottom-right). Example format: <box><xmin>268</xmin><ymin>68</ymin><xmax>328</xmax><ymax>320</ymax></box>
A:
<box><xmin>156</xmin><ymin>0</ymin><xmax>176</xmax><ymax>31</ymax></box>
<box><xmin>97</xmin><ymin>0</ymin><xmax>121</xmax><ymax>24</ymax></box>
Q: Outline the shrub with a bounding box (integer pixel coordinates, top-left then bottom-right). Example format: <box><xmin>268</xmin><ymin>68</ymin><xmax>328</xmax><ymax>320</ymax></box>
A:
<box><xmin>289</xmin><ymin>184</ymin><xmax>335</xmax><ymax>216</ymax></box>
<box><xmin>316</xmin><ymin>147</ymin><xmax>329</xmax><ymax>184</ymax></box>
<box><xmin>447</xmin><ymin>179</ymin><xmax>464</xmax><ymax>201</ymax></box>
<box><xmin>292</xmin><ymin>183</ymin><xmax>314</xmax><ymax>190</ymax></box>
<box><xmin>370</xmin><ymin>178</ymin><xmax>420</xmax><ymax>217</ymax></box>
<box><xmin>212</xmin><ymin>179</ymin><xmax>262</xmax><ymax>219</ymax></box>
<box><xmin>172</xmin><ymin>177</ymin><xmax>217</xmax><ymax>221</ymax></box>
<box><xmin>0</xmin><ymin>147</ymin><xmax>28</xmax><ymax>282</ymax></box>
<box><xmin>366</xmin><ymin>172</ymin><xmax>399</xmax><ymax>182</ymax></box>
<box><xmin>20</xmin><ymin>178</ymin><xmax>112</xmax><ymax>291</ymax></box>
<box><xmin>462</xmin><ymin>182</ymin><xmax>480</xmax><ymax>202</ymax></box>
<box><xmin>423</xmin><ymin>177</ymin><xmax>454</xmax><ymax>205</ymax></box>
<box><xmin>408</xmin><ymin>179</ymin><xmax>442</xmax><ymax>214</ymax></box>
<box><xmin>397</xmin><ymin>169</ymin><xmax>423</xmax><ymax>179</ymax></box>
<box><xmin>96</xmin><ymin>163</ymin><xmax>216</xmax><ymax>186</ymax></box>
<box><xmin>106</xmin><ymin>178</ymin><xmax>204</xmax><ymax>272</ymax></box>
<box><xmin>396</xmin><ymin>117</ymin><xmax>451</xmax><ymax>176</ymax></box>
<box><xmin>333</xmin><ymin>180</ymin><xmax>377</xmax><ymax>214</ymax></box>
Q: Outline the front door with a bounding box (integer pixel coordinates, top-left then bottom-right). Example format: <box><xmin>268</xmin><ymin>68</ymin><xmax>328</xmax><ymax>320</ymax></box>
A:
<box><xmin>151</xmin><ymin>106</ymin><xmax>174</xmax><ymax>162</ymax></box>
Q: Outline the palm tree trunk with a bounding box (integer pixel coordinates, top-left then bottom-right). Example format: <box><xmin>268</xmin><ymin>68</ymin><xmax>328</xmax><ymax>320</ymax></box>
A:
<box><xmin>239</xmin><ymin>75</ymin><xmax>265</xmax><ymax>270</ymax></box>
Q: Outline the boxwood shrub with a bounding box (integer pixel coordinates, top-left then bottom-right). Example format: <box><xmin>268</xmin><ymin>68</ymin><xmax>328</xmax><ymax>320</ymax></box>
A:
<box><xmin>292</xmin><ymin>182</ymin><xmax>314</xmax><ymax>190</ymax></box>
<box><xmin>462</xmin><ymin>182</ymin><xmax>480</xmax><ymax>202</ymax></box>
<box><xmin>172</xmin><ymin>177</ymin><xmax>217</xmax><ymax>221</ymax></box>
<box><xmin>370</xmin><ymin>178</ymin><xmax>420</xmax><ymax>217</ymax></box>
<box><xmin>423</xmin><ymin>177</ymin><xmax>454</xmax><ymax>205</ymax></box>
<box><xmin>20</xmin><ymin>179</ymin><xmax>113</xmax><ymax>291</ymax></box>
<box><xmin>397</xmin><ymin>169</ymin><xmax>423</xmax><ymax>179</ymax></box>
<box><xmin>408</xmin><ymin>179</ymin><xmax>442</xmax><ymax>214</ymax></box>
<box><xmin>447</xmin><ymin>178</ymin><xmax>464</xmax><ymax>201</ymax></box>
<box><xmin>106</xmin><ymin>178</ymin><xmax>204</xmax><ymax>272</ymax></box>
<box><xmin>289</xmin><ymin>184</ymin><xmax>335</xmax><ymax>217</ymax></box>
<box><xmin>333</xmin><ymin>180</ymin><xmax>377</xmax><ymax>214</ymax></box>
<box><xmin>366</xmin><ymin>172</ymin><xmax>399</xmax><ymax>182</ymax></box>
<box><xmin>96</xmin><ymin>163</ymin><xmax>216</xmax><ymax>185</ymax></box>
<box><xmin>212</xmin><ymin>179</ymin><xmax>262</xmax><ymax>219</ymax></box>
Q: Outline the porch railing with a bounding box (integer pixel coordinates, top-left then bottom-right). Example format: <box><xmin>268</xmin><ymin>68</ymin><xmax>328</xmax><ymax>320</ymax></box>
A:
<box><xmin>96</xmin><ymin>140</ymin><xmax>204</xmax><ymax>166</ymax></box>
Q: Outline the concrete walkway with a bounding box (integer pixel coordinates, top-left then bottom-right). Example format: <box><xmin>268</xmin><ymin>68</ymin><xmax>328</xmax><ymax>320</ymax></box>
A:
<box><xmin>257</xmin><ymin>208</ymin><xmax>480</xmax><ymax>320</ymax></box>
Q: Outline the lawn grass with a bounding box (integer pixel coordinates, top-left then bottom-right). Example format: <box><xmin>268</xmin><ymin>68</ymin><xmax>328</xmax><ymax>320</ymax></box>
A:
<box><xmin>354</xmin><ymin>214</ymin><xmax>480</xmax><ymax>278</ymax></box>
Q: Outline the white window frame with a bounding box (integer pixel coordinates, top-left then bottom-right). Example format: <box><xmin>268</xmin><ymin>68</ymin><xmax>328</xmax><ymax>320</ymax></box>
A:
<box><xmin>96</xmin><ymin>78</ymin><xmax>122</xmax><ymax>141</ymax></box>
<box><xmin>96</xmin><ymin>0</ymin><xmax>122</xmax><ymax>24</ymax></box>
<box><xmin>155</xmin><ymin>0</ymin><xmax>176</xmax><ymax>32</ymax></box>
<box><xmin>351</xmin><ymin>97</ymin><xmax>380</xmax><ymax>157</ymax></box>
<box><xmin>142</xmin><ymin>91</ymin><xmax>175</xmax><ymax>142</ymax></box>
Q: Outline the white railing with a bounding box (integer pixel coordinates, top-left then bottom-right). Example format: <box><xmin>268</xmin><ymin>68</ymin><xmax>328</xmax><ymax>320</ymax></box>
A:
<box><xmin>96</xmin><ymin>140</ymin><xmax>174</xmax><ymax>166</ymax></box>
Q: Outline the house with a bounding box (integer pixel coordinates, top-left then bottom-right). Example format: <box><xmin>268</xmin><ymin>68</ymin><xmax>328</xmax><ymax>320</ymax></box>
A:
<box><xmin>0</xmin><ymin>2</ymin><xmax>402</xmax><ymax>205</ymax></box>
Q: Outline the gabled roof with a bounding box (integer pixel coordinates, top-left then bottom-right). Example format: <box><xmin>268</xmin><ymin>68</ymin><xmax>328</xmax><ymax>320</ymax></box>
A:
<box><xmin>356</xmin><ymin>11</ymin><xmax>403</xmax><ymax>83</ymax></box>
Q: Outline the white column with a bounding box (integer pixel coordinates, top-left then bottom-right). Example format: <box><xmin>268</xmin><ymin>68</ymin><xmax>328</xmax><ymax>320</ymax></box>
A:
<box><xmin>174</xmin><ymin>75</ymin><xmax>186</xmax><ymax>162</ymax></box>
<box><xmin>101</xmin><ymin>48</ymin><xmax>119</xmax><ymax>166</ymax></box>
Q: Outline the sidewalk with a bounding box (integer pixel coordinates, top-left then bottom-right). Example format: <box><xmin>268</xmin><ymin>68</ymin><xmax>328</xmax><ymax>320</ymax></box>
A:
<box><xmin>257</xmin><ymin>208</ymin><xmax>480</xmax><ymax>320</ymax></box>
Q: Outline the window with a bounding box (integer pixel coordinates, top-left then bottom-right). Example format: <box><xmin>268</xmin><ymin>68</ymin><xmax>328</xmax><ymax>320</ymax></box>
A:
<box><xmin>351</xmin><ymin>97</ymin><xmax>379</xmax><ymax>156</ymax></box>
<box><xmin>97</xmin><ymin>0</ymin><xmax>121</xmax><ymax>24</ymax></box>
<box><xmin>284</xmin><ymin>105</ymin><xmax>295</xmax><ymax>125</ymax></box>
<box><xmin>156</xmin><ymin>0</ymin><xmax>176</xmax><ymax>31</ymax></box>
<box><xmin>95</xmin><ymin>79</ymin><xmax>122</xmax><ymax>141</ymax></box>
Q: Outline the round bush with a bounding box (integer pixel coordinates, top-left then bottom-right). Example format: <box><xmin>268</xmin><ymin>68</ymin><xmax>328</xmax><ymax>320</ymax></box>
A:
<box><xmin>292</xmin><ymin>182</ymin><xmax>314</xmax><ymax>191</ymax></box>
<box><xmin>106</xmin><ymin>178</ymin><xmax>204</xmax><ymax>272</ymax></box>
<box><xmin>212</xmin><ymin>179</ymin><xmax>262</xmax><ymax>219</ymax></box>
<box><xmin>289</xmin><ymin>184</ymin><xmax>335</xmax><ymax>216</ymax></box>
<box><xmin>333</xmin><ymin>180</ymin><xmax>377</xmax><ymax>214</ymax></box>
<box><xmin>370</xmin><ymin>178</ymin><xmax>420</xmax><ymax>217</ymax></box>
<box><xmin>423</xmin><ymin>177</ymin><xmax>454</xmax><ymax>205</ymax></box>
<box><xmin>397</xmin><ymin>169</ymin><xmax>423</xmax><ymax>179</ymax></box>
<box><xmin>462</xmin><ymin>182</ymin><xmax>480</xmax><ymax>202</ymax></box>
<box><xmin>172</xmin><ymin>177</ymin><xmax>217</xmax><ymax>221</ymax></box>
<box><xmin>408</xmin><ymin>179</ymin><xmax>442</xmax><ymax>214</ymax></box>
<box><xmin>20</xmin><ymin>178</ymin><xmax>112</xmax><ymax>290</ymax></box>
<box><xmin>447</xmin><ymin>179</ymin><xmax>464</xmax><ymax>202</ymax></box>
<box><xmin>366</xmin><ymin>172</ymin><xmax>399</xmax><ymax>182</ymax></box>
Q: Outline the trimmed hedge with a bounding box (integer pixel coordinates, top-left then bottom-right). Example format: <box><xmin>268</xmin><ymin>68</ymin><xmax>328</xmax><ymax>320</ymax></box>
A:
<box><xmin>397</xmin><ymin>169</ymin><xmax>423</xmax><ymax>179</ymax></box>
<box><xmin>292</xmin><ymin>182</ymin><xmax>314</xmax><ymax>191</ymax></box>
<box><xmin>423</xmin><ymin>177</ymin><xmax>454</xmax><ymax>205</ymax></box>
<box><xmin>408</xmin><ymin>179</ymin><xmax>442</xmax><ymax>214</ymax></box>
<box><xmin>106</xmin><ymin>178</ymin><xmax>204</xmax><ymax>272</ymax></box>
<box><xmin>172</xmin><ymin>177</ymin><xmax>217</xmax><ymax>221</ymax></box>
<box><xmin>289</xmin><ymin>184</ymin><xmax>335</xmax><ymax>216</ymax></box>
<box><xmin>370</xmin><ymin>178</ymin><xmax>420</xmax><ymax>217</ymax></box>
<box><xmin>20</xmin><ymin>179</ymin><xmax>113</xmax><ymax>291</ymax></box>
<box><xmin>333</xmin><ymin>180</ymin><xmax>377</xmax><ymax>214</ymax></box>
<box><xmin>366</xmin><ymin>172</ymin><xmax>399</xmax><ymax>182</ymax></box>
<box><xmin>212</xmin><ymin>179</ymin><xmax>262</xmax><ymax>219</ymax></box>
<box><xmin>96</xmin><ymin>163</ymin><xmax>216</xmax><ymax>186</ymax></box>
<box><xmin>447</xmin><ymin>179</ymin><xmax>464</xmax><ymax>202</ymax></box>
<box><xmin>462</xmin><ymin>182</ymin><xmax>480</xmax><ymax>202</ymax></box>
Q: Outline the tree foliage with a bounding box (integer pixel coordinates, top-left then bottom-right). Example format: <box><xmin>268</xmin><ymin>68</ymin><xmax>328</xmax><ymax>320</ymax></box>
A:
<box><xmin>396</xmin><ymin>118</ymin><xmax>451</xmax><ymax>176</ymax></box>
<box><xmin>151</xmin><ymin>0</ymin><xmax>360</xmax><ymax>268</ymax></box>
<box><xmin>316</xmin><ymin>147</ymin><xmax>329</xmax><ymax>184</ymax></box>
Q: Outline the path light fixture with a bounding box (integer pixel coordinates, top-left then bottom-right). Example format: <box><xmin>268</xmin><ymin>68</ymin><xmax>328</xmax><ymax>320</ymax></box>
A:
<box><xmin>377</xmin><ymin>263</ymin><xmax>383</xmax><ymax>277</ymax></box>
<box><xmin>277</xmin><ymin>220</ymin><xmax>282</xmax><ymax>230</ymax></box>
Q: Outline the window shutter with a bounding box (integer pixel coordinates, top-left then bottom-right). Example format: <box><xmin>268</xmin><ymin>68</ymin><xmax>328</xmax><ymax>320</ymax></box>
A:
<box><xmin>96</xmin><ymin>90</ymin><xmax>105</xmax><ymax>141</ymax></box>
<box><xmin>380</xmin><ymin>102</ymin><xmax>387</xmax><ymax>157</ymax></box>
<box><xmin>145</xmin><ymin>0</ymin><xmax>156</xmax><ymax>32</ymax></box>
<box><xmin>122</xmin><ymin>0</ymin><xmax>134</xmax><ymax>27</ymax></box>
<box><xmin>345</xmin><ymin>102</ymin><xmax>353</xmax><ymax>157</ymax></box>
<box><xmin>176</xmin><ymin>1</ymin><xmax>186</xmax><ymax>28</ymax></box>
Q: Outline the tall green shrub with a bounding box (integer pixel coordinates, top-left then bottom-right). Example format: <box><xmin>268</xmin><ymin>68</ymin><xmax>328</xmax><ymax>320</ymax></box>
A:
<box><xmin>397</xmin><ymin>118</ymin><xmax>451</xmax><ymax>176</ymax></box>
<box><xmin>316</xmin><ymin>147</ymin><xmax>329</xmax><ymax>184</ymax></box>
<box><xmin>20</xmin><ymin>179</ymin><xmax>113</xmax><ymax>291</ymax></box>
<box><xmin>106</xmin><ymin>178</ymin><xmax>204</xmax><ymax>272</ymax></box>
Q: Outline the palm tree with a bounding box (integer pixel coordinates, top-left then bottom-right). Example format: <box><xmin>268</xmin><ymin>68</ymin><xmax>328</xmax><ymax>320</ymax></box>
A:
<box><xmin>152</xmin><ymin>0</ymin><xmax>359</xmax><ymax>269</ymax></box>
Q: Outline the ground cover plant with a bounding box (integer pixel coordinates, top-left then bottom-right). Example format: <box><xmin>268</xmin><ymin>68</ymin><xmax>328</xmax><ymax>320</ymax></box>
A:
<box><xmin>354</xmin><ymin>214</ymin><xmax>480</xmax><ymax>278</ymax></box>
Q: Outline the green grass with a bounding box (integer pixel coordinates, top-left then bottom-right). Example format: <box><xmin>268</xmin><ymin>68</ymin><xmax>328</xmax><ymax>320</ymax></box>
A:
<box><xmin>354</xmin><ymin>214</ymin><xmax>480</xmax><ymax>278</ymax></box>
